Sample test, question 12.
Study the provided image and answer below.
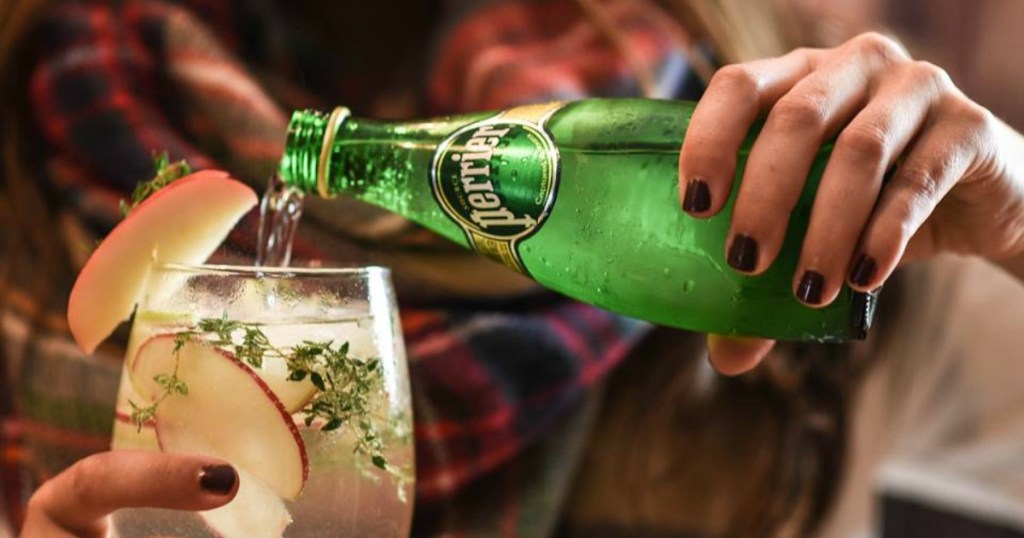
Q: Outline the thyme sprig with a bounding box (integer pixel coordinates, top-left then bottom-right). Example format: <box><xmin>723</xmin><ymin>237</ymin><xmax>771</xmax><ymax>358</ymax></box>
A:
<box><xmin>287</xmin><ymin>340</ymin><xmax>387</xmax><ymax>468</ymax></box>
<box><xmin>120</xmin><ymin>152</ymin><xmax>192</xmax><ymax>216</ymax></box>
<box><xmin>133</xmin><ymin>316</ymin><xmax>403</xmax><ymax>485</ymax></box>
<box><xmin>128</xmin><ymin>332</ymin><xmax>191</xmax><ymax>430</ymax></box>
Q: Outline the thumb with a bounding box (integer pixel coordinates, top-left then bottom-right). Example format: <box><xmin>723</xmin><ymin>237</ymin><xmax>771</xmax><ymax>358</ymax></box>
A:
<box><xmin>706</xmin><ymin>334</ymin><xmax>776</xmax><ymax>376</ymax></box>
<box><xmin>22</xmin><ymin>450</ymin><xmax>238</xmax><ymax>538</ymax></box>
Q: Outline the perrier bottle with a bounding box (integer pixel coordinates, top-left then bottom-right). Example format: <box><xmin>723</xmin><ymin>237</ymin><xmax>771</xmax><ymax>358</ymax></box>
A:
<box><xmin>279</xmin><ymin>99</ymin><xmax>875</xmax><ymax>341</ymax></box>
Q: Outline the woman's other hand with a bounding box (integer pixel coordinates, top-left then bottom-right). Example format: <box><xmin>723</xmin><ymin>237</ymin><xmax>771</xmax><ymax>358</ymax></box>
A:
<box><xmin>21</xmin><ymin>451</ymin><xmax>238</xmax><ymax>537</ymax></box>
<box><xmin>679</xmin><ymin>32</ymin><xmax>1024</xmax><ymax>374</ymax></box>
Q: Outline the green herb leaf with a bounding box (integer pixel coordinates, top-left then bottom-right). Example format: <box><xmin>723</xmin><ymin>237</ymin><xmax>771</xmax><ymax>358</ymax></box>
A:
<box><xmin>129</xmin><ymin>341</ymin><xmax>188</xmax><ymax>431</ymax></box>
<box><xmin>128</xmin><ymin>399</ymin><xmax>156</xmax><ymax>432</ymax></box>
<box><xmin>120</xmin><ymin>152</ymin><xmax>193</xmax><ymax>217</ymax></box>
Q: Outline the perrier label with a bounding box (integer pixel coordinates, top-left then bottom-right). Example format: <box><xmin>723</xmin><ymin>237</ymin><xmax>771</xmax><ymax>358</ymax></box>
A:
<box><xmin>279</xmin><ymin>98</ymin><xmax>876</xmax><ymax>342</ymax></box>
<box><xmin>430</xmin><ymin>102</ymin><xmax>562</xmax><ymax>275</ymax></box>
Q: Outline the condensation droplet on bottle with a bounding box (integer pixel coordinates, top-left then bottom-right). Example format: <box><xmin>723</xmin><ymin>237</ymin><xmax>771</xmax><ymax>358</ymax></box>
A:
<box><xmin>682</xmin><ymin>280</ymin><xmax>695</xmax><ymax>293</ymax></box>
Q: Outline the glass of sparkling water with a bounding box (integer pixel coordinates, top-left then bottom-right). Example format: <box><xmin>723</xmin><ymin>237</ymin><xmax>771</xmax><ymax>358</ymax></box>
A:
<box><xmin>109</xmin><ymin>263</ymin><xmax>414</xmax><ymax>537</ymax></box>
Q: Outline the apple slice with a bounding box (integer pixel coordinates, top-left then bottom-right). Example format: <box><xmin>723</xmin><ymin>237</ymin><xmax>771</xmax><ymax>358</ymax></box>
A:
<box><xmin>134</xmin><ymin>335</ymin><xmax>309</xmax><ymax>499</ymax></box>
<box><xmin>201</xmin><ymin>467</ymin><xmax>292</xmax><ymax>538</ymax></box>
<box><xmin>253</xmin><ymin>357</ymin><xmax>318</xmax><ymax>414</ymax></box>
<box><xmin>67</xmin><ymin>171</ymin><xmax>257</xmax><ymax>354</ymax></box>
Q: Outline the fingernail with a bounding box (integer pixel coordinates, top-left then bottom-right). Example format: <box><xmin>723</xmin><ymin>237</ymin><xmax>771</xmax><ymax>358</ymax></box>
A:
<box><xmin>199</xmin><ymin>465</ymin><xmax>237</xmax><ymax>495</ymax></box>
<box><xmin>797</xmin><ymin>270</ymin><xmax>825</xmax><ymax>305</ymax></box>
<box><xmin>849</xmin><ymin>254</ymin><xmax>877</xmax><ymax>287</ymax></box>
<box><xmin>683</xmin><ymin>179</ymin><xmax>711</xmax><ymax>212</ymax></box>
<box><xmin>727</xmin><ymin>234</ymin><xmax>759</xmax><ymax>272</ymax></box>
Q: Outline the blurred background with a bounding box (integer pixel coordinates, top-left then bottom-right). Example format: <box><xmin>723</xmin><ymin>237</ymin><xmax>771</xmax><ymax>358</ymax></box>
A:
<box><xmin>800</xmin><ymin>0</ymin><xmax>1024</xmax><ymax>131</ymax></box>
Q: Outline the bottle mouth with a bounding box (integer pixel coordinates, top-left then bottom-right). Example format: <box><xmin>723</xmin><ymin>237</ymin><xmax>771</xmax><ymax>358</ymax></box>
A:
<box><xmin>279</xmin><ymin>109</ymin><xmax>329</xmax><ymax>193</ymax></box>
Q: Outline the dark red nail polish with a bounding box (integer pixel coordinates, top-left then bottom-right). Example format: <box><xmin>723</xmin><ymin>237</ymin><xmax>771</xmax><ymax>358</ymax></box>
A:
<box><xmin>683</xmin><ymin>179</ymin><xmax>711</xmax><ymax>212</ymax></box>
<box><xmin>849</xmin><ymin>254</ymin><xmax>877</xmax><ymax>287</ymax></box>
<box><xmin>727</xmin><ymin>234</ymin><xmax>759</xmax><ymax>272</ymax></box>
<box><xmin>797</xmin><ymin>270</ymin><xmax>825</xmax><ymax>305</ymax></box>
<box><xmin>199</xmin><ymin>465</ymin><xmax>237</xmax><ymax>495</ymax></box>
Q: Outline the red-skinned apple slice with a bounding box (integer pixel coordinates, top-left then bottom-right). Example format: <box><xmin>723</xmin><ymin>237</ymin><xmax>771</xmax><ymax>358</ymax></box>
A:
<box><xmin>201</xmin><ymin>467</ymin><xmax>292</xmax><ymax>538</ymax></box>
<box><xmin>67</xmin><ymin>171</ymin><xmax>257</xmax><ymax>354</ymax></box>
<box><xmin>134</xmin><ymin>335</ymin><xmax>309</xmax><ymax>500</ymax></box>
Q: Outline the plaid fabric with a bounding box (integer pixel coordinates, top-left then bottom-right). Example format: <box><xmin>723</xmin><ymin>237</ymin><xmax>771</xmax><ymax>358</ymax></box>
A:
<box><xmin>3</xmin><ymin>0</ymin><xmax>706</xmax><ymax>534</ymax></box>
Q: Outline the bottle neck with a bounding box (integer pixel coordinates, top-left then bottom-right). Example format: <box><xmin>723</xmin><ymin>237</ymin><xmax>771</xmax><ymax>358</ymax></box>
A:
<box><xmin>281</xmin><ymin>106</ymin><xmax>473</xmax><ymax>209</ymax></box>
<box><xmin>279</xmin><ymin>108</ymin><xmax>350</xmax><ymax>196</ymax></box>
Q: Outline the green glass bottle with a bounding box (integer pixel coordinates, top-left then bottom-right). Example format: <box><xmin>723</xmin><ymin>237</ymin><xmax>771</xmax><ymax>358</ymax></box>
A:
<box><xmin>279</xmin><ymin>99</ymin><xmax>875</xmax><ymax>341</ymax></box>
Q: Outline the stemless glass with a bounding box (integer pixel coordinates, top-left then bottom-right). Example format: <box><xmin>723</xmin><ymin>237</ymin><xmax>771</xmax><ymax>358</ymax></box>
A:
<box><xmin>109</xmin><ymin>263</ymin><xmax>414</xmax><ymax>537</ymax></box>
